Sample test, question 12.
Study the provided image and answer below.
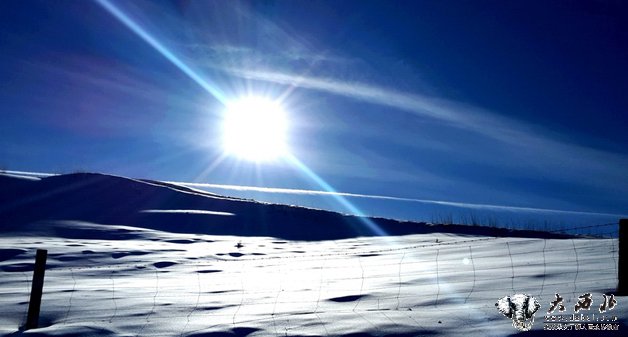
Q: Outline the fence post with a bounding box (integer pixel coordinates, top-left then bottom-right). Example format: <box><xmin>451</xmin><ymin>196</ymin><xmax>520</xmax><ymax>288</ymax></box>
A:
<box><xmin>25</xmin><ymin>249</ymin><xmax>47</xmax><ymax>330</ymax></box>
<box><xmin>619</xmin><ymin>219</ymin><xmax>627</xmax><ymax>295</ymax></box>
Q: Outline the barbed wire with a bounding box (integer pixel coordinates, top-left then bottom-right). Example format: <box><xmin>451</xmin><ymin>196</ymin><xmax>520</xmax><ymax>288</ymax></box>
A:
<box><xmin>0</xmin><ymin>240</ymin><xmax>616</xmax><ymax>294</ymax></box>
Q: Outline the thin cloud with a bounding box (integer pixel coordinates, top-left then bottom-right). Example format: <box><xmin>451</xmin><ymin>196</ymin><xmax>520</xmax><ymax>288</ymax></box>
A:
<box><xmin>224</xmin><ymin>68</ymin><xmax>594</xmax><ymax>149</ymax></box>
<box><xmin>2</xmin><ymin>170</ymin><xmax>56</xmax><ymax>177</ymax></box>
<box><xmin>172</xmin><ymin>181</ymin><xmax>628</xmax><ymax>218</ymax></box>
<box><xmin>222</xmin><ymin>68</ymin><xmax>628</xmax><ymax>193</ymax></box>
<box><xmin>140</xmin><ymin>209</ymin><xmax>234</xmax><ymax>216</ymax></box>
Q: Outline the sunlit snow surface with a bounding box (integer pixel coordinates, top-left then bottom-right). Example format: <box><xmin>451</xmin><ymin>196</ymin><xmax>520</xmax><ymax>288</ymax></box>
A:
<box><xmin>0</xmin><ymin>221</ymin><xmax>624</xmax><ymax>336</ymax></box>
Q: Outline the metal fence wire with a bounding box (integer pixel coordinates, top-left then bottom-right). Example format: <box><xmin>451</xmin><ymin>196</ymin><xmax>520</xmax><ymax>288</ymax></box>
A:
<box><xmin>0</xmin><ymin>222</ymin><xmax>621</xmax><ymax>336</ymax></box>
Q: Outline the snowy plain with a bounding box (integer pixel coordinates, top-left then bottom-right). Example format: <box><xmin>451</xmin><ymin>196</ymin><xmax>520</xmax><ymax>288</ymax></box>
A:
<box><xmin>0</xmin><ymin>172</ymin><xmax>625</xmax><ymax>336</ymax></box>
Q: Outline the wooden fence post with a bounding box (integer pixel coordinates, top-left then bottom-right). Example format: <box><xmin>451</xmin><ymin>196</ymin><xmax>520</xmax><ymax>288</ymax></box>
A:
<box><xmin>619</xmin><ymin>219</ymin><xmax>627</xmax><ymax>295</ymax></box>
<box><xmin>25</xmin><ymin>249</ymin><xmax>47</xmax><ymax>330</ymax></box>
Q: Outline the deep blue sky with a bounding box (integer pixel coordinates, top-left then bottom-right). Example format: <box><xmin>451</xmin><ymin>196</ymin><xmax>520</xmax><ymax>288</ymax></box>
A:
<box><xmin>1</xmin><ymin>0</ymin><xmax>627</xmax><ymax>225</ymax></box>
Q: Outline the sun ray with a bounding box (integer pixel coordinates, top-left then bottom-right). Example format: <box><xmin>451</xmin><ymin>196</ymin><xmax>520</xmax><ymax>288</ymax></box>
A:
<box><xmin>192</xmin><ymin>152</ymin><xmax>229</xmax><ymax>183</ymax></box>
<box><xmin>95</xmin><ymin>0</ymin><xmax>227</xmax><ymax>105</ymax></box>
<box><xmin>285</xmin><ymin>154</ymin><xmax>388</xmax><ymax>236</ymax></box>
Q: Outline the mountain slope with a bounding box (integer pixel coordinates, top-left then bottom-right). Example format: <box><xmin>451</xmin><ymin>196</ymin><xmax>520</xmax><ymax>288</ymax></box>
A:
<box><xmin>0</xmin><ymin>172</ymin><xmax>571</xmax><ymax>240</ymax></box>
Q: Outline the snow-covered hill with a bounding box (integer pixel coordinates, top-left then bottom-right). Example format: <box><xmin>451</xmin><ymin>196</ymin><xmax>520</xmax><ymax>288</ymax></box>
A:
<box><xmin>0</xmin><ymin>173</ymin><xmax>624</xmax><ymax>336</ymax></box>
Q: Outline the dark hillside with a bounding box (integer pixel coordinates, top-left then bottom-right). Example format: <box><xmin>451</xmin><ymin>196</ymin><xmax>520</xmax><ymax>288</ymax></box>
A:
<box><xmin>0</xmin><ymin>173</ymin><xmax>572</xmax><ymax>240</ymax></box>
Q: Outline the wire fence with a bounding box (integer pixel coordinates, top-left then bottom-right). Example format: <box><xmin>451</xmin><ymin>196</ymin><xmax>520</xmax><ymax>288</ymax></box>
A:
<box><xmin>0</xmin><ymin>222</ymin><xmax>621</xmax><ymax>336</ymax></box>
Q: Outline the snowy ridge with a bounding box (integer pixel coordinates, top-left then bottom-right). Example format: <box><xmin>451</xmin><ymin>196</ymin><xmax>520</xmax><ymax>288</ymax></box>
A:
<box><xmin>0</xmin><ymin>173</ymin><xmax>575</xmax><ymax>240</ymax></box>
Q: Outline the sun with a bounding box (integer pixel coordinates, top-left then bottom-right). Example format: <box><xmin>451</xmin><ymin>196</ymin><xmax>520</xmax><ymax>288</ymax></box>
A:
<box><xmin>221</xmin><ymin>96</ymin><xmax>289</xmax><ymax>162</ymax></box>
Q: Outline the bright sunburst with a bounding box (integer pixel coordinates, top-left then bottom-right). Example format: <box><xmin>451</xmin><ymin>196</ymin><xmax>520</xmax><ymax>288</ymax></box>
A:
<box><xmin>222</xmin><ymin>96</ymin><xmax>288</xmax><ymax>162</ymax></box>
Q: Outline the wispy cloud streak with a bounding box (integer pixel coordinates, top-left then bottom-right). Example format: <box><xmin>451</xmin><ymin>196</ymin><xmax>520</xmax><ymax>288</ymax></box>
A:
<box><xmin>225</xmin><ymin>68</ymin><xmax>525</xmax><ymax>142</ymax></box>
<box><xmin>173</xmin><ymin>181</ymin><xmax>628</xmax><ymax>218</ymax></box>
<box><xmin>140</xmin><ymin>209</ymin><xmax>234</xmax><ymax>216</ymax></box>
<box><xmin>223</xmin><ymin>68</ymin><xmax>628</xmax><ymax>192</ymax></box>
<box><xmin>2</xmin><ymin>170</ymin><xmax>55</xmax><ymax>177</ymax></box>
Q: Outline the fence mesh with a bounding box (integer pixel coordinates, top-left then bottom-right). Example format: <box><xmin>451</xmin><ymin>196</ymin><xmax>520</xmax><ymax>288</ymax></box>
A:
<box><xmin>0</xmin><ymin>222</ymin><xmax>621</xmax><ymax>336</ymax></box>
